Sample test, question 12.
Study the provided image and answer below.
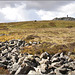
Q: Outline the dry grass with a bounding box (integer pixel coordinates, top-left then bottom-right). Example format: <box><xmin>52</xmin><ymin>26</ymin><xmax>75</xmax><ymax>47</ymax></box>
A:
<box><xmin>0</xmin><ymin>28</ymin><xmax>75</xmax><ymax>45</ymax></box>
<box><xmin>0</xmin><ymin>20</ymin><xmax>75</xmax><ymax>74</ymax></box>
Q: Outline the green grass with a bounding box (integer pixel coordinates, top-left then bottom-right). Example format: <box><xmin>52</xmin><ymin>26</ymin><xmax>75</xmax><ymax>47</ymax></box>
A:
<box><xmin>0</xmin><ymin>20</ymin><xmax>75</xmax><ymax>29</ymax></box>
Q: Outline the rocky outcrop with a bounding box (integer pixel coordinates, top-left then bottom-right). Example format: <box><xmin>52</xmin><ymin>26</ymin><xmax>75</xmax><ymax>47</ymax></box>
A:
<box><xmin>53</xmin><ymin>17</ymin><xmax>75</xmax><ymax>21</ymax></box>
<box><xmin>0</xmin><ymin>39</ymin><xmax>75</xmax><ymax>75</ymax></box>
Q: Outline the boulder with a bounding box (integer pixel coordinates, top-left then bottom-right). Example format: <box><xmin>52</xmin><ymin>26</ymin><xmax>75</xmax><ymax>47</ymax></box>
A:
<box><xmin>10</xmin><ymin>63</ymin><xmax>19</xmax><ymax>74</ymax></box>
<box><xmin>40</xmin><ymin>52</ymin><xmax>50</xmax><ymax>59</ymax></box>
<box><xmin>15</xmin><ymin>65</ymin><xmax>35</xmax><ymax>74</ymax></box>
<box><xmin>51</xmin><ymin>57</ymin><xmax>60</xmax><ymax>63</ymax></box>
<box><xmin>28</xmin><ymin>70</ymin><xmax>36</xmax><ymax>74</ymax></box>
<box><xmin>68</xmin><ymin>71</ymin><xmax>75</xmax><ymax>75</ymax></box>
<box><xmin>51</xmin><ymin>53</ymin><xmax>60</xmax><ymax>59</ymax></box>
<box><xmin>59</xmin><ymin>68</ymin><xmax>69</xmax><ymax>74</ymax></box>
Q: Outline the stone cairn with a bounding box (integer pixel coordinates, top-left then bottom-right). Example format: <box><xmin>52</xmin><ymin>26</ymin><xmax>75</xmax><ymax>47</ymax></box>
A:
<box><xmin>53</xmin><ymin>15</ymin><xmax>75</xmax><ymax>21</ymax></box>
<box><xmin>0</xmin><ymin>39</ymin><xmax>75</xmax><ymax>75</ymax></box>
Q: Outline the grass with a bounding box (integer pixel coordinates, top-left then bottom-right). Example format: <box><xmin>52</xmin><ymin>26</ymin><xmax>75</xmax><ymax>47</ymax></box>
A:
<box><xmin>0</xmin><ymin>20</ymin><xmax>74</xmax><ymax>44</ymax></box>
<box><xmin>0</xmin><ymin>20</ymin><xmax>75</xmax><ymax>52</ymax></box>
<box><xmin>0</xmin><ymin>20</ymin><xmax>75</xmax><ymax>74</ymax></box>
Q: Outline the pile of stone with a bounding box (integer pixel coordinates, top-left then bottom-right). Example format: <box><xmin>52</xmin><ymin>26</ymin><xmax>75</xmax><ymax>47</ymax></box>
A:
<box><xmin>53</xmin><ymin>17</ymin><xmax>75</xmax><ymax>21</ymax></box>
<box><xmin>0</xmin><ymin>39</ymin><xmax>75</xmax><ymax>75</ymax></box>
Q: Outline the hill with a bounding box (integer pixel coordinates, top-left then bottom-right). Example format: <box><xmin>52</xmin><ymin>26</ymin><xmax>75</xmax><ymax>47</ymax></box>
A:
<box><xmin>53</xmin><ymin>15</ymin><xmax>75</xmax><ymax>21</ymax></box>
<box><xmin>0</xmin><ymin>20</ymin><xmax>75</xmax><ymax>29</ymax></box>
<box><xmin>0</xmin><ymin>20</ymin><xmax>75</xmax><ymax>43</ymax></box>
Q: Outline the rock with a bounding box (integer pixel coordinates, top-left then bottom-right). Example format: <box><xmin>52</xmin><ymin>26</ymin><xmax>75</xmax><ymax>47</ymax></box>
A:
<box><xmin>10</xmin><ymin>63</ymin><xmax>19</xmax><ymax>74</ymax></box>
<box><xmin>32</xmin><ymin>42</ymin><xmax>37</xmax><ymax>45</ymax></box>
<box><xmin>34</xmin><ymin>67</ymin><xmax>42</xmax><ymax>74</ymax></box>
<box><xmin>2</xmin><ymin>49</ymin><xmax>8</xmax><ymax>54</ymax></box>
<box><xmin>37</xmin><ymin>41</ymin><xmax>40</xmax><ymax>44</ymax></box>
<box><xmin>15</xmin><ymin>65</ymin><xmax>35</xmax><ymax>74</ymax></box>
<box><xmin>39</xmin><ymin>58</ymin><xmax>49</xmax><ymax>64</ymax></box>
<box><xmin>40</xmin><ymin>64</ymin><xmax>47</xmax><ymax>70</ymax></box>
<box><xmin>68</xmin><ymin>58</ymin><xmax>73</xmax><ymax>62</ymax></box>
<box><xmin>29</xmin><ymin>41</ymin><xmax>32</xmax><ymax>45</ymax></box>
<box><xmin>51</xmin><ymin>57</ymin><xmax>60</xmax><ymax>63</ymax></box>
<box><xmin>11</xmin><ymin>48</ymin><xmax>17</xmax><ymax>53</ymax></box>
<box><xmin>48</xmin><ymin>65</ymin><xmax>56</xmax><ymax>71</ymax></box>
<box><xmin>59</xmin><ymin>68</ymin><xmax>69</xmax><ymax>74</ymax></box>
<box><xmin>2</xmin><ymin>60</ymin><xmax>9</xmax><ymax>66</ymax></box>
<box><xmin>51</xmin><ymin>53</ymin><xmax>60</xmax><ymax>59</ymax></box>
<box><xmin>55</xmin><ymin>69</ymin><xmax>62</xmax><ymax>75</ymax></box>
<box><xmin>0</xmin><ymin>63</ymin><xmax>7</xmax><ymax>69</ymax></box>
<box><xmin>68</xmin><ymin>71</ymin><xmax>75</xmax><ymax>75</ymax></box>
<box><xmin>51</xmin><ymin>62</ymin><xmax>59</xmax><ymax>67</ymax></box>
<box><xmin>35</xmin><ymin>57</ymin><xmax>40</xmax><ymax>62</ymax></box>
<box><xmin>17</xmin><ymin>40</ymin><xmax>23</xmax><ymax>47</ymax></box>
<box><xmin>41</xmin><ymin>69</ymin><xmax>48</xmax><ymax>74</ymax></box>
<box><xmin>0</xmin><ymin>40</ymin><xmax>75</xmax><ymax>75</ymax></box>
<box><xmin>28</xmin><ymin>70</ymin><xmax>36</xmax><ymax>74</ymax></box>
<box><xmin>11</xmin><ymin>56</ymin><xmax>16</xmax><ymax>63</ymax></box>
<box><xmin>15</xmin><ymin>67</ymin><xmax>22</xmax><ymax>75</ymax></box>
<box><xmin>18</xmin><ymin>57</ymin><xmax>24</xmax><ymax>65</ymax></box>
<box><xmin>68</xmin><ymin>52</ymin><xmax>72</xmax><ymax>56</ymax></box>
<box><xmin>60</xmin><ymin>52</ymin><xmax>64</xmax><ymax>57</ymax></box>
<box><xmin>40</xmin><ymin>52</ymin><xmax>50</xmax><ymax>59</ymax></box>
<box><xmin>0</xmin><ymin>43</ymin><xmax>3</xmax><ymax>47</ymax></box>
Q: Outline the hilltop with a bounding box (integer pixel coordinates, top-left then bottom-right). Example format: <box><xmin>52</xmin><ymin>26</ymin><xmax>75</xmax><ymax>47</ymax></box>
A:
<box><xmin>0</xmin><ymin>20</ymin><xmax>75</xmax><ymax>74</ymax></box>
<box><xmin>0</xmin><ymin>20</ymin><xmax>75</xmax><ymax>43</ymax></box>
<box><xmin>53</xmin><ymin>15</ymin><xmax>75</xmax><ymax>21</ymax></box>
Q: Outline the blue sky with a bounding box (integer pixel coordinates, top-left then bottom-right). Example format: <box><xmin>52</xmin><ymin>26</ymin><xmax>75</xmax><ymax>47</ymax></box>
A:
<box><xmin>0</xmin><ymin>1</ymin><xmax>75</xmax><ymax>23</ymax></box>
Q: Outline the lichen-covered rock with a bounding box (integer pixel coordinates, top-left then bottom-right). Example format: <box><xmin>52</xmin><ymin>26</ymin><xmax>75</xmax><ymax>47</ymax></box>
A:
<box><xmin>0</xmin><ymin>40</ymin><xmax>75</xmax><ymax>75</ymax></box>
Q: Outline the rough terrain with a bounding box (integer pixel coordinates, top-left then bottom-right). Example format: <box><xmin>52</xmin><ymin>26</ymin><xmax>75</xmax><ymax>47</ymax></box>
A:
<box><xmin>0</xmin><ymin>39</ymin><xmax>75</xmax><ymax>75</ymax></box>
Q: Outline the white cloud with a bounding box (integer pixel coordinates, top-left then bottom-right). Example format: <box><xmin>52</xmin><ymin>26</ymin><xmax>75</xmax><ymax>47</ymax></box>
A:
<box><xmin>58</xmin><ymin>2</ymin><xmax>75</xmax><ymax>17</ymax></box>
<box><xmin>0</xmin><ymin>1</ymin><xmax>75</xmax><ymax>22</ymax></box>
<box><xmin>0</xmin><ymin>3</ymin><xmax>40</xmax><ymax>23</ymax></box>
<box><xmin>0</xmin><ymin>4</ymin><xmax>26</xmax><ymax>22</ymax></box>
<box><xmin>36</xmin><ymin>10</ymin><xmax>56</xmax><ymax>20</ymax></box>
<box><xmin>36</xmin><ymin>2</ymin><xmax>75</xmax><ymax>20</ymax></box>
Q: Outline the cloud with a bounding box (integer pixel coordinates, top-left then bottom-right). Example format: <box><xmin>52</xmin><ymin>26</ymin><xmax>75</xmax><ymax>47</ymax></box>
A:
<box><xmin>0</xmin><ymin>3</ymin><xmax>40</xmax><ymax>23</ymax></box>
<box><xmin>36</xmin><ymin>2</ymin><xmax>75</xmax><ymax>20</ymax></box>
<box><xmin>25</xmin><ymin>1</ymin><xmax>73</xmax><ymax>11</ymax></box>
<box><xmin>0</xmin><ymin>1</ymin><xmax>75</xmax><ymax>22</ymax></box>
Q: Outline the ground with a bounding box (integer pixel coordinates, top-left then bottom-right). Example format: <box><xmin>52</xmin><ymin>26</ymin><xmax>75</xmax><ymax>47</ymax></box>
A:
<box><xmin>0</xmin><ymin>20</ymin><xmax>75</xmax><ymax>44</ymax></box>
<box><xmin>0</xmin><ymin>20</ymin><xmax>75</xmax><ymax>74</ymax></box>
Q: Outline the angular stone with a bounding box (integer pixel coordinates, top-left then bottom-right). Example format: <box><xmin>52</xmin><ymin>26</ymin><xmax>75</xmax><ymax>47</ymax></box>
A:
<box><xmin>15</xmin><ymin>65</ymin><xmax>35</xmax><ymax>74</ymax></box>
<box><xmin>40</xmin><ymin>52</ymin><xmax>50</xmax><ymax>59</ymax></box>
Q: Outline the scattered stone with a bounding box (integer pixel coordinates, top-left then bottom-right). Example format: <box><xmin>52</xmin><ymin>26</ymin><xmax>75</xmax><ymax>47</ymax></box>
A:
<box><xmin>0</xmin><ymin>39</ymin><xmax>75</xmax><ymax>75</ymax></box>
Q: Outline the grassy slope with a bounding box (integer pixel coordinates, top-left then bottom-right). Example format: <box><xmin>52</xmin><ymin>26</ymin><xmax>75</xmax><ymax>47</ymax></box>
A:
<box><xmin>0</xmin><ymin>20</ymin><xmax>75</xmax><ymax>74</ymax></box>
<box><xmin>0</xmin><ymin>20</ymin><xmax>75</xmax><ymax>43</ymax></box>
<box><xmin>0</xmin><ymin>20</ymin><xmax>75</xmax><ymax>28</ymax></box>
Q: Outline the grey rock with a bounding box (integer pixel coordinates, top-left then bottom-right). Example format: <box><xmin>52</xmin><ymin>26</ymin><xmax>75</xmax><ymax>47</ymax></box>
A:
<box><xmin>28</xmin><ymin>70</ymin><xmax>36</xmax><ymax>74</ymax></box>
<box><xmin>10</xmin><ymin>63</ymin><xmax>19</xmax><ymax>74</ymax></box>
<box><xmin>15</xmin><ymin>65</ymin><xmax>35</xmax><ymax>74</ymax></box>
<box><xmin>51</xmin><ymin>57</ymin><xmax>60</xmax><ymax>63</ymax></box>
<box><xmin>32</xmin><ymin>42</ymin><xmax>37</xmax><ymax>45</ymax></box>
<box><xmin>40</xmin><ymin>52</ymin><xmax>50</xmax><ymax>59</ymax></box>
<box><xmin>68</xmin><ymin>71</ymin><xmax>75</xmax><ymax>75</ymax></box>
<box><xmin>51</xmin><ymin>53</ymin><xmax>60</xmax><ymax>59</ymax></box>
<box><xmin>59</xmin><ymin>68</ymin><xmax>69</xmax><ymax>74</ymax></box>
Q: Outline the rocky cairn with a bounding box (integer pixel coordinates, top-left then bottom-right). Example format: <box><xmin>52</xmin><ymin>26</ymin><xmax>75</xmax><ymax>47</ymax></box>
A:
<box><xmin>0</xmin><ymin>39</ymin><xmax>75</xmax><ymax>75</ymax></box>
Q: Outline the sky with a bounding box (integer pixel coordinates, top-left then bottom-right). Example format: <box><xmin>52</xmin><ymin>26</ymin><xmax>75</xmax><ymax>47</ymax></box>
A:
<box><xmin>0</xmin><ymin>0</ymin><xmax>75</xmax><ymax>23</ymax></box>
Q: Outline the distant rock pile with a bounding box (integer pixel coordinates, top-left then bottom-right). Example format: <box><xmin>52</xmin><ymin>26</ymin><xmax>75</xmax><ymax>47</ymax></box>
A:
<box><xmin>0</xmin><ymin>39</ymin><xmax>75</xmax><ymax>75</ymax></box>
<box><xmin>53</xmin><ymin>16</ymin><xmax>75</xmax><ymax>21</ymax></box>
